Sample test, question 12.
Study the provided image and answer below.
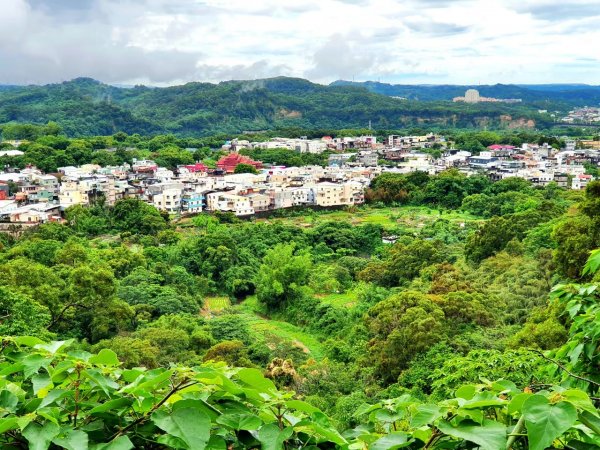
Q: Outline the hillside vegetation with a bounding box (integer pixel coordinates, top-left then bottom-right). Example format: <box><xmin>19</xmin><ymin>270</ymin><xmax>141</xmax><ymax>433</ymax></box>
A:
<box><xmin>0</xmin><ymin>77</ymin><xmax>555</xmax><ymax>136</ymax></box>
<box><xmin>1</xmin><ymin>130</ymin><xmax>600</xmax><ymax>447</ymax></box>
<box><xmin>332</xmin><ymin>80</ymin><xmax>600</xmax><ymax>106</ymax></box>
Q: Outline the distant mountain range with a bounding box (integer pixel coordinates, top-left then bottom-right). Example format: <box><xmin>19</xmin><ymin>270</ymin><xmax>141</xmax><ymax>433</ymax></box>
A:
<box><xmin>330</xmin><ymin>80</ymin><xmax>600</xmax><ymax>104</ymax></box>
<box><xmin>0</xmin><ymin>77</ymin><xmax>585</xmax><ymax>137</ymax></box>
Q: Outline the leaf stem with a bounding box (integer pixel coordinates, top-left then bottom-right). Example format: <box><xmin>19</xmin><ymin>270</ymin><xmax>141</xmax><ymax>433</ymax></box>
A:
<box><xmin>506</xmin><ymin>415</ymin><xmax>525</xmax><ymax>450</ymax></box>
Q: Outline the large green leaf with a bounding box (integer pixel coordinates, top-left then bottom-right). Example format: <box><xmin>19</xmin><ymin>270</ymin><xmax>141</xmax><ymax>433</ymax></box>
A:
<box><xmin>216</xmin><ymin>413</ymin><xmax>263</xmax><ymax>430</ymax></box>
<box><xmin>22</xmin><ymin>354</ymin><xmax>50</xmax><ymax>379</ymax></box>
<box><xmin>35</xmin><ymin>340</ymin><xmax>73</xmax><ymax>355</ymax></box>
<box><xmin>437</xmin><ymin>419</ymin><xmax>506</xmax><ymax>450</ymax></box>
<box><xmin>508</xmin><ymin>393</ymin><xmax>531</xmax><ymax>415</ymax></box>
<box><xmin>410</xmin><ymin>404</ymin><xmax>442</xmax><ymax>428</ymax></box>
<box><xmin>89</xmin><ymin>349</ymin><xmax>120</xmax><ymax>367</ymax></box>
<box><xmin>32</xmin><ymin>373</ymin><xmax>53</xmax><ymax>396</ymax></box>
<box><xmin>14</xmin><ymin>336</ymin><xmax>45</xmax><ymax>347</ymax></box>
<box><xmin>583</xmin><ymin>249</ymin><xmax>600</xmax><ymax>275</ymax></box>
<box><xmin>90</xmin><ymin>436</ymin><xmax>134</xmax><ymax>450</ymax></box>
<box><xmin>172</xmin><ymin>399</ymin><xmax>221</xmax><ymax>421</ymax></box>
<box><xmin>0</xmin><ymin>417</ymin><xmax>18</xmax><ymax>434</ymax></box>
<box><xmin>129</xmin><ymin>368</ymin><xmax>174</xmax><ymax>393</ymax></box>
<box><xmin>152</xmin><ymin>407</ymin><xmax>211</xmax><ymax>450</ymax></box>
<box><xmin>460</xmin><ymin>391</ymin><xmax>507</xmax><ymax>409</ymax></box>
<box><xmin>85</xmin><ymin>369</ymin><xmax>119</xmax><ymax>396</ymax></box>
<box><xmin>295</xmin><ymin>413</ymin><xmax>347</xmax><ymax>445</ymax></box>
<box><xmin>39</xmin><ymin>389</ymin><xmax>71</xmax><ymax>409</ymax></box>
<box><xmin>369</xmin><ymin>432</ymin><xmax>412</xmax><ymax>450</ymax></box>
<box><xmin>578</xmin><ymin>410</ymin><xmax>600</xmax><ymax>435</ymax></box>
<box><xmin>52</xmin><ymin>428</ymin><xmax>89</xmax><ymax>450</ymax></box>
<box><xmin>0</xmin><ymin>389</ymin><xmax>18</xmax><ymax>413</ymax></box>
<box><xmin>23</xmin><ymin>422</ymin><xmax>60</xmax><ymax>450</ymax></box>
<box><xmin>236</xmin><ymin>368</ymin><xmax>277</xmax><ymax>393</ymax></box>
<box><xmin>522</xmin><ymin>394</ymin><xmax>577</xmax><ymax>450</ymax></box>
<box><xmin>257</xmin><ymin>423</ymin><xmax>293</xmax><ymax>450</ymax></box>
<box><xmin>285</xmin><ymin>400</ymin><xmax>322</xmax><ymax>414</ymax></box>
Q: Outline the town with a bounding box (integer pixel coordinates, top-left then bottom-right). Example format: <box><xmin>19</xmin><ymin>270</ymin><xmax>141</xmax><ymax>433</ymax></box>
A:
<box><xmin>0</xmin><ymin>132</ymin><xmax>597</xmax><ymax>226</ymax></box>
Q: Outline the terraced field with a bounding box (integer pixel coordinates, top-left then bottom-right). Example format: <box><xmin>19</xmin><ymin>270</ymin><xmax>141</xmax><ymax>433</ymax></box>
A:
<box><xmin>202</xmin><ymin>297</ymin><xmax>231</xmax><ymax>314</ymax></box>
<box><xmin>258</xmin><ymin>205</ymin><xmax>479</xmax><ymax>231</ymax></box>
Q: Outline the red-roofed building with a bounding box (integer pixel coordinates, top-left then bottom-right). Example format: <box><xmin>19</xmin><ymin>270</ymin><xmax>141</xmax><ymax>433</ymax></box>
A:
<box><xmin>181</xmin><ymin>163</ymin><xmax>208</xmax><ymax>173</ymax></box>
<box><xmin>216</xmin><ymin>153</ymin><xmax>262</xmax><ymax>173</ymax></box>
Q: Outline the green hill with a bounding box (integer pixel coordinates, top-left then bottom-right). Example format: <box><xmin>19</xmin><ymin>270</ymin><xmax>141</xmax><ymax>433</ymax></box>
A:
<box><xmin>331</xmin><ymin>80</ymin><xmax>600</xmax><ymax>105</ymax></box>
<box><xmin>0</xmin><ymin>77</ymin><xmax>554</xmax><ymax>136</ymax></box>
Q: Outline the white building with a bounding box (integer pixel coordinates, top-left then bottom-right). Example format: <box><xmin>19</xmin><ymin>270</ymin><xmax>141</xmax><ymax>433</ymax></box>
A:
<box><xmin>153</xmin><ymin>188</ymin><xmax>182</xmax><ymax>213</ymax></box>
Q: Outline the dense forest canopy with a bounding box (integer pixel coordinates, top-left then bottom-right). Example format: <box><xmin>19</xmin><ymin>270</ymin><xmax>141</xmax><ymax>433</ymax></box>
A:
<box><xmin>0</xmin><ymin>77</ymin><xmax>564</xmax><ymax>137</ymax></box>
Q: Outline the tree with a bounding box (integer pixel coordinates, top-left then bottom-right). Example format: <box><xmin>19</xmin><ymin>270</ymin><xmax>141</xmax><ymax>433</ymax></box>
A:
<box><xmin>111</xmin><ymin>198</ymin><xmax>168</xmax><ymax>235</ymax></box>
<box><xmin>0</xmin><ymin>287</ymin><xmax>52</xmax><ymax>338</ymax></box>
<box><xmin>203</xmin><ymin>340</ymin><xmax>254</xmax><ymax>367</ymax></box>
<box><xmin>434</xmin><ymin>291</ymin><xmax>494</xmax><ymax>327</ymax></box>
<box><xmin>366</xmin><ymin>291</ymin><xmax>446</xmax><ymax>382</ymax></box>
<box><xmin>255</xmin><ymin>243</ymin><xmax>311</xmax><ymax>310</ymax></box>
<box><xmin>234</xmin><ymin>163</ymin><xmax>259</xmax><ymax>174</ymax></box>
<box><xmin>359</xmin><ymin>239</ymin><xmax>446</xmax><ymax>287</ymax></box>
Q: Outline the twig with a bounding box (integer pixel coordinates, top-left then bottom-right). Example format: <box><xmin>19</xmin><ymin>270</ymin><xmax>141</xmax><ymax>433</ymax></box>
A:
<box><xmin>529</xmin><ymin>349</ymin><xmax>600</xmax><ymax>388</ymax></box>
<box><xmin>110</xmin><ymin>379</ymin><xmax>198</xmax><ymax>441</ymax></box>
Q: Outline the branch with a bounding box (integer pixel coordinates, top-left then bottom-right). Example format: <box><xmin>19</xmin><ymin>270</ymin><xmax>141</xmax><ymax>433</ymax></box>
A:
<box><xmin>47</xmin><ymin>301</ymin><xmax>82</xmax><ymax>329</ymax></box>
<box><xmin>529</xmin><ymin>349</ymin><xmax>600</xmax><ymax>388</ymax></box>
<box><xmin>110</xmin><ymin>379</ymin><xmax>198</xmax><ymax>441</ymax></box>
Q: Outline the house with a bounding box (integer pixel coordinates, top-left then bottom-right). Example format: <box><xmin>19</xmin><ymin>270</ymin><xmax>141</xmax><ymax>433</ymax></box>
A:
<box><xmin>328</xmin><ymin>153</ymin><xmax>354</xmax><ymax>167</ymax></box>
<box><xmin>216</xmin><ymin>153</ymin><xmax>262</xmax><ymax>173</ymax></box>
<box><xmin>0</xmin><ymin>150</ymin><xmax>24</xmax><ymax>157</ymax></box>
<box><xmin>469</xmin><ymin>152</ymin><xmax>499</xmax><ymax>170</ymax></box>
<box><xmin>0</xmin><ymin>183</ymin><xmax>9</xmax><ymax>199</ymax></box>
<box><xmin>181</xmin><ymin>192</ymin><xmax>204</xmax><ymax>213</ymax></box>
<box><xmin>572</xmin><ymin>174</ymin><xmax>593</xmax><ymax>190</ymax></box>
<box><xmin>0</xmin><ymin>200</ymin><xmax>18</xmax><ymax>218</ymax></box>
<box><xmin>9</xmin><ymin>203</ymin><xmax>61</xmax><ymax>224</ymax></box>
<box><xmin>554</xmin><ymin>172</ymin><xmax>569</xmax><ymax>188</ymax></box>
<box><xmin>245</xmin><ymin>192</ymin><xmax>270</xmax><ymax>212</ymax></box>
<box><xmin>153</xmin><ymin>188</ymin><xmax>183</xmax><ymax>213</ymax></box>
<box><xmin>291</xmin><ymin>187</ymin><xmax>314</xmax><ymax>205</ymax></box>
<box><xmin>356</xmin><ymin>151</ymin><xmax>379</xmax><ymax>167</ymax></box>
<box><xmin>314</xmin><ymin>182</ymin><xmax>346</xmax><ymax>207</ymax></box>
<box><xmin>487</xmin><ymin>144</ymin><xmax>518</xmax><ymax>158</ymax></box>
<box><xmin>59</xmin><ymin>181</ymin><xmax>90</xmax><ymax>208</ymax></box>
<box><xmin>269</xmin><ymin>188</ymin><xmax>294</xmax><ymax>209</ymax></box>
<box><xmin>206</xmin><ymin>192</ymin><xmax>255</xmax><ymax>216</ymax></box>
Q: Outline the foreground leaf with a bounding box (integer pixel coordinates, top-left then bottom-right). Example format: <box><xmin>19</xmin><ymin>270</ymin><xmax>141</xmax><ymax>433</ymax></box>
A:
<box><xmin>437</xmin><ymin>419</ymin><xmax>506</xmax><ymax>450</ymax></box>
<box><xmin>522</xmin><ymin>394</ymin><xmax>577</xmax><ymax>450</ymax></box>
<box><xmin>152</xmin><ymin>407</ymin><xmax>210</xmax><ymax>450</ymax></box>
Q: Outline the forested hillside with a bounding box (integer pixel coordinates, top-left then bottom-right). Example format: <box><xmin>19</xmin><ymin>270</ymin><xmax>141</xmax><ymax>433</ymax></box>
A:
<box><xmin>1</xmin><ymin>124</ymin><xmax>600</xmax><ymax>446</ymax></box>
<box><xmin>332</xmin><ymin>80</ymin><xmax>600</xmax><ymax>105</ymax></box>
<box><xmin>0</xmin><ymin>77</ymin><xmax>555</xmax><ymax>136</ymax></box>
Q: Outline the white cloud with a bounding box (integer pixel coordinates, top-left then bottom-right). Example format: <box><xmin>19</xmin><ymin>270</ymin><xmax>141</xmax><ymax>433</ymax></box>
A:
<box><xmin>0</xmin><ymin>0</ymin><xmax>599</xmax><ymax>85</ymax></box>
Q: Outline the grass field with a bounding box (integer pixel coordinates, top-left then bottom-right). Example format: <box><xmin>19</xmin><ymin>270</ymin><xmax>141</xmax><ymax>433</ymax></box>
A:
<box><xmin>245</xmin><ymin>315</ymin><xmax>325</xmax><ymax>360</ymax></box>
<box><xmin>229</xmin><ymin>297</ymin><xmax>325</xmax><ymax>360</ymax></box>
<box><xmin>203</xmin><ymin>297</ymin><xmax>231</xmax><ymax>314</ymax></box>
<box><xmin>316</xmin><ymin>291</ymin><xmax>358</xmax><ymax>308</ymax></box>
<box><xmin>258</xmin><ymin>205</ymin><xmax>479</xmax><ymax>231</ymax></box>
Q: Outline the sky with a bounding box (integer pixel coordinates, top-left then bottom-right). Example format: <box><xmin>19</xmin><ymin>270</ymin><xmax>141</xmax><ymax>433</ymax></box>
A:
<box><xmin>1</xmin><ymin>0</ymin><xmax>600</xmax><ymax>86</ymax></box>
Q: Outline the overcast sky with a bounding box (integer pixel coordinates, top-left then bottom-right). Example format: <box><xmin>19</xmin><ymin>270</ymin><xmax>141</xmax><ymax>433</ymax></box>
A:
<box><xmin>2</xmin><ymin>0</ymin><xmax>600</xmax><ymax>86</ymax></box>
